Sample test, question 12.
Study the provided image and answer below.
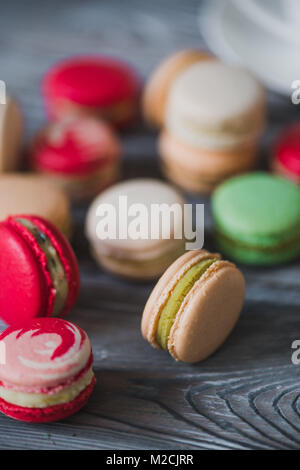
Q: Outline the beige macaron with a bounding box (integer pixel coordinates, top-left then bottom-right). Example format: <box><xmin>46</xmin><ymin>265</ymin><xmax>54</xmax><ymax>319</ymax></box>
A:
<box><xmin>141</xmin><ymin>249</ymin><xmax>245</xmax><ymax>363</ymax></box>
<box><xmin>159</xmin><ymin>130</ymin><xmax>258</xmax><ymax>193</ymax></box>
<box><xmin>0</xmin><ymin>97</ymin><xmax>23</xmax><ymax>172</ymax></box>
<box><xmin>0</xmin><ymin>173</ymin><xmax>71</xmax><ymax>236</ymax></box>
<box><xmin>165</xmin><ymin>61</ymin><xmax>265</xmax><ymax>150</ymax></box>
<box><xmin>85</xmin><ymin>178</ymin><xmax>187</xmax><ymax>280</ymax></box>
<box><xmin>142</xmin><ymin>49</ymin><xmax>214</xmax><ymax>128</ymax></box>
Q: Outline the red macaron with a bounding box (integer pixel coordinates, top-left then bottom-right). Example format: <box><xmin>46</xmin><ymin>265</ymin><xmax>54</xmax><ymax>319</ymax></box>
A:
<box><xmin>0</xmin><ymin>215</ymin><xmax>80</xmax><ymax>325</ymax></box>
<box><xmin>272</xmin><ymin>123</ymin><xmax>300</xmax><ymax>184</ymax></box>
<box><xmin>42</xmin><ymin>56</ymin><xmax>141</xmax><ymax>128</ymax></box>
<box><xmin>0</xmin><ymin>317</ymin><xmax>95</xmax><ymax>422</ymax></box>
<box><xmin>31</xmin><ymin>117</ymin><xmax>121</xmax><ymax>200</ymax></box>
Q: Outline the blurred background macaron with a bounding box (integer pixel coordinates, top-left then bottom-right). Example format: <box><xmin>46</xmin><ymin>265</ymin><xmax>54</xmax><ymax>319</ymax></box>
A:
<box><xmin>31</xmin><ymin>117</ymin><xmax>121</xmax><ymax>201</ymax></box>
<box><xmin>0</xmin><ymin>174</ymin><xmax>71</xmax><ymax>236</ymax></box>
<box><xmin>42</xmin><ymin>56</ymin><xmax>141</xmax><ymax>129</ymax></box>
<box><xmin>0</xmin><ymin>97</ymin><xmax>23</xmax><ymax>172</ymax></box>
<box><xmin>272</xmin><ymin>122</ymin><xmax>300</xmax><ymax>184</ymax></box>
<box><xmin>160</xmin><ymin>61</ymin><xmax>265</xmax><ymax>193</ymax></box>
<box><xmin>0</xmin><ymin>318</ymin><xmax>94</xmax><ymax>422</ymax></box>
<box><xmin>142</xmin><ymin>49</ymin><xmax>213</xmax><ymax>128</ymax></box>
<box><xmin>85</xmin><ymin>178</ymin><xmax>187</xmax><ymax>281</ymax></box>
<box><xmin>212</xmin><ymin>172</ymin><xmax>300</xmax><ymax>265</ymax></box>
<box><xmin>159</xmin><ymin>130</ymin><xmax>257</xmax><ymax>194</ymax></box>
<box><xmin>0</xmin><ymin>215</ymin><xmax>80</xmax><ymax>325</ymax></box>
<box><xmin>141</xmin><ymin>249</ymin><xmax>245</xmax><ymax>363</ymax></box>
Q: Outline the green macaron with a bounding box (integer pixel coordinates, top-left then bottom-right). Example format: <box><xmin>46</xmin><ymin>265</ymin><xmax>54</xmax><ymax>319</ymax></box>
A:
<box><xmin>212</xmin><ymin>172</ymin><xmax>300</xmax><ymax>265</ymax></box>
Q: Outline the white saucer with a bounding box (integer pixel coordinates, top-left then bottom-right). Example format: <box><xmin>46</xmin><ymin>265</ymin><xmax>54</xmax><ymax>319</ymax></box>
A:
<box><xmin>198</xmin><ymin>0</ymin><xmax>300</xmax><ymax>95</ymax></box>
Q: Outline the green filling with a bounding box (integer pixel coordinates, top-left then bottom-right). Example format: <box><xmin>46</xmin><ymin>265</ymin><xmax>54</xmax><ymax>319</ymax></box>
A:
<box><xmin>156</xmin><ymin>258</ymin><xmax>217</xmax><ymax>351</ymax></box>
<box><xmin>17</xmin><ymin>218</ymin><xmax>68</xmax><ymax>316</ymax></box>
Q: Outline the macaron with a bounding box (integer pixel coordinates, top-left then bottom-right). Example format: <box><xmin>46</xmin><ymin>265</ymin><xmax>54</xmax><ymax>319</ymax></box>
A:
<box><xmin>85</xmin><ymin>178</ymin><xmax>187</xmax><ymax>281</ymax></box>
<box><xmin>212</xmin><ymin>172</ymin><xmax>300</xmax><ymax>265</ymax></box>
<box><xmin>272</xmin><ymin>123</ymin><xmax>300</xmax><ymax>184</ymax></box>
<box><xmin>159</xmin><ymin>130</ymin><xmax>257</xmax><ymax>194</ymax></box>
<box><xmin>141</xmin><ymin>249</ymin><xmax>245</xmax><ymax>363</ymax></box>
<box><xmin>0</xmin><ymin>215</ymin><xmax>80</xmax><ymax>325</ymax></box>
<box><xmin>159</xmin><ymin>61</ymin><xmax>265</xmax><ymax>193</ymax></box>
<box><xmin>0</xmin><ymin>97</ymin><xmax>23</xmax><ymax>172</ymax></box>
<box><xmin>165</xmin><ymin>61</ymin><xmax>265</xmax><ymax>150</ymax></box>
<box><xmin>42</xmin><ymin>56</ymin><xmax>141</xmax><ymax>128</ymax></box>
<box><xmin>0</xmin><ymin>174</ymin><xmax>71</xmax><ymax>236</ymax></box>
<box><xmin>142</xmin><ymin>49</ymin><xmax>213</xmax><ymax>128</ymax></box>
<box><xmin>0</xmin><ymin>318</ymin><xmax>95</xmax><ymax>422</ymax></box>
<box><xmin>31</xmin><ymin>117</ymin><xmax>121</xmax><ymax>201</ymax></box>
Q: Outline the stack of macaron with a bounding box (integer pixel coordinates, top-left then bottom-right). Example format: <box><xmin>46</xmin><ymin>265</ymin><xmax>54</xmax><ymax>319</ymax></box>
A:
<box><xmin>143</xmin><ymin>50</ymin><xmax>266</xmax><ymax>194</ymax></box>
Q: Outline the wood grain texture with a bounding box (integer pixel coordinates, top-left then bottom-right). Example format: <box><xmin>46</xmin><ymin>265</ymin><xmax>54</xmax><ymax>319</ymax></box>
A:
<box><xmin>0</xmin><ymin>0</ymin><xmax>300</xmax><ymax>450</ymax></box>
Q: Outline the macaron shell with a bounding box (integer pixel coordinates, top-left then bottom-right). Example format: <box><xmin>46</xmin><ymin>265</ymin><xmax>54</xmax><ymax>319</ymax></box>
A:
<box><xmin>141</xmin><ymin>250</ymin><xmax>221</xmax><ymax>347</ymax></box>
<box><xmin>212</xmin><ymin>173</ymin><xmax>300</xmax><ymax>245</ymax></box>
<box><xmin>0</xmin><ymin>376</ymin><xmax>95</xmax><ymax>423</ymax></box>
<box><xmin>0</xmin><ymin>97</ymin><xmax>23</xmax><ymax>172</ymax></box>
<box><xmin>86</xmin><ymin>178</ymin><xmax>186</xmax><ymax>257</ymax></box>
<box><xmin>168</xmin><ymin>261</ymin><xmax>245</xmax><ymax>363</ymax></box>
<box><xmin>32</xmin><ymin>118</ymin><xmax>121</xmax><ymax>175</ymax></box>
<box><xmin>42</xmin><ymin>160</ymin><xmax>120</xmax><ymax>201</ymax></box>
<box><xmin>159</xmin><ymin>131</ymin><xmax>257</xmax><ymax>193</ymax></box>
<box><xmin>43</xmin><ymin>56</ymin><xmax>140</xmax><ymax>106</ymax></box>
<box><xmin>143</xmin><ymin>49</ymin><xmax>213</xmax><ymax>128</ymax></box>
<box><xmin>42</xmin><ymin>56</ymin><xmax>140</xmax><ymax>127</ymax></box>
<box><xmin>0</xmin><ymin>318</ymin><xmax>90</xmax><ymax>389</ymax></box>
<box><xmin>167</xmin><ymin>61</ymin><xmax>265</xmax><ymax>129</ymax></box>
<box><xmin>26</xmin><ymin>215</ymin><xmax>80</xmax><ymax>315</ymax></box>
<box><xmin>95</xmin><ymin>239</ymin><xmax>185</xmax><ymax>281</ymax></box>
<box><xmin>0</xmin><ymin>222</ymin><xmax>53</xmax><ymax>324</ymax></box>
<box><xmin>0</xmin><ymin>174</ymin><xmax>71</xmax><ymax>237</ymax></box>
<box><xmin>160</xmin><ymin>131</ymin><xmax>257</xmax><ymax>175</ymax></box>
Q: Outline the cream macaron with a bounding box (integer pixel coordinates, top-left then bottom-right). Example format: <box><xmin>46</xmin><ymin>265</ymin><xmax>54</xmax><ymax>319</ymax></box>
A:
<box><xmin>0</xmin><ymin>97</ymin><xmax>23</xmax><ymax>172</ymax></box>
<box><xmin>142</xmin><ymin>49</ymin><xmax>213</xmax><ymax>128</ymax></box>
<box><xmin>141</xmin><ymin>249</ymin><xmax>245</xmax><ymax>363</ymax></box>
<box><xmin>165</xmin><ymin>61</ymin><xmax>265</xmax><ymax>150</ymax></box>
<box><xmin>85</xmin><ymin>178</ymin><xmax>187</xmax><ymax>280</ymax></box>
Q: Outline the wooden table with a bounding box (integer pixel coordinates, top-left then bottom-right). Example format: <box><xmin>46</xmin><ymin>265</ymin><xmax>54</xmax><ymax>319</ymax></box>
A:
<box><xmin>0</xmin><ymin>0</ymin><xmax>300</xmax><ymax>450</ymax></box>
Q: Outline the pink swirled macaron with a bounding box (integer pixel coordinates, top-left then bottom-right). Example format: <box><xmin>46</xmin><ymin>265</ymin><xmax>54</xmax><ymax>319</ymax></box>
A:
<box><xmin>0</xmin><ymin>318</ymin><xmax>95</xmax><ymax>422</ymax></box>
